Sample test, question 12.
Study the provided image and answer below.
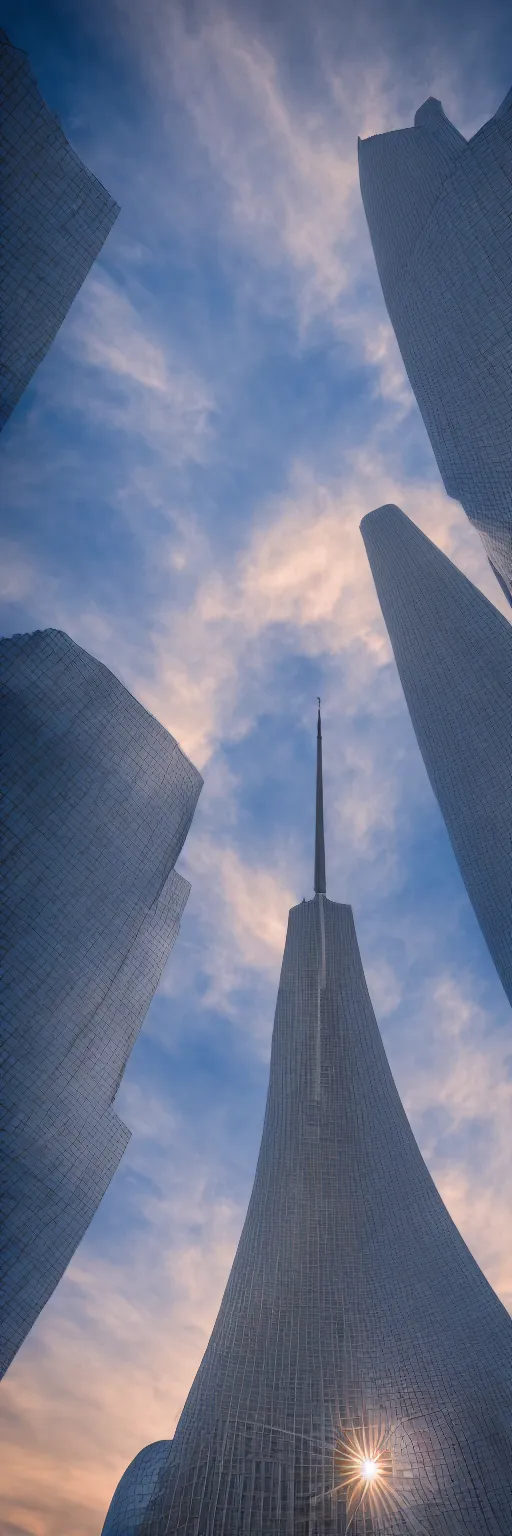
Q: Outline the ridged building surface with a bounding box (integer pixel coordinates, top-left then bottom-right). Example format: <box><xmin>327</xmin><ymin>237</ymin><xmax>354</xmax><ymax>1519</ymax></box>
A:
<box><xmin>103</xmin><ymin>711</ymin><xmax>512</xmax><ymax>1536</ymax></box>
<box><xmin>361</xmin><ymin>503</ymin><xmax>512</xmax><ymax>1013</ymax></box>
<box><xmin>0</xmin><ymin>28</ymin><xmax>119</xmax><ymax>430</ymax></box>
<box><xmin>359</xmin><ymin>90</ymin><xmax>512</xmax><ymax>603</ymax></box>
<box><xmin>0</xmin><ymin>628</ymin><xmax>202</xmax><ymax>1377</ymax></box>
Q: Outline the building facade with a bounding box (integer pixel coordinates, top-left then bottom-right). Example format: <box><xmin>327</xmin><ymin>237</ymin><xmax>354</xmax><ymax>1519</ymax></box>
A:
<box><xmin>0</xmin><ymin>28</ymin><xmax>119</xmax><ymax>430</ymax></box>
<box><xmin>0</xmin><ymin>628</ymin><xmax>202</xmax><ymax>1377</ymax></box>
<box><xmin>359</xmin><ymin>90</ymin><xmax>512</xmax><ymax>603</ymax></box>
<box><xmin>103</xmin><ymin>1444</ymin><xmax>173</xmax><ymax>1536</ymax></box>
<box><xmin>103</xmin><ymin>711</ymin><xmax>512</xmax><ymax>1536</ymax></box>
<box><xmin>361</xmin><ymin>503</ymin><xmax>512</xmax><ymax>1014</ymax></box>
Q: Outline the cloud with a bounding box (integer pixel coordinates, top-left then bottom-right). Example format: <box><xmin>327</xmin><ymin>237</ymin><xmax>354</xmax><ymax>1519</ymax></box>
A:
<box><xmin>160</xmin><ymin>10</ymin><xmax>359</xmax><ymax>320</ymax></box>
<box><xmin>0</xmin><ymin>1100</ymin><xmax>244</xmax><ymax>1536</ymax></box>
<box><xmin>174</xmin><ymin>831</ymin><xmax>296</xmax><ymax>1050</ymax></box>
<box><xmin>101</xmin><ymin>1</ymin><xmax>424</xmax><ymax>412</ymax></box>
<box><xmin>122</xmin><ymin>1</ymin><xmax>493</xmax><ymax>422</ymax></box>
<box><xmin>134</xmin><ymin>462</ymin><xmax>389</xmax><ymax>766</ymax></box>
<box><xmin>187</xmin><ymin>835</ymin><xmax>294</xmax><ymax>979</ymax></box>
<box><xmin>398</xmin><ymin>972</ymin><xmax>512</xmax><ymax>1310</ymax></box>
<box><xmin>0</xmin><ymin>542</ymin><xmax>37</xmax><ymax>605</ymax></box>
<box><xmin>346</xmin><ymin>312</ymin><xmax>414</xmax><ymax>412</ymax></box>
<box><xmin>134</xmin><ymin>447</ymin><xmax>508</xmax><ymax>771</ymax></box>
<box><xmin>364</xmin><ymin>957</ymin><xmax>403</xmax><ymax>1018</ymax></box>
<box><xmin>79</xmin><ymin>279</ymin><xmax>173</xmax><ymax>392</ymax></box>
<box><xmin>63</xmin><ymin>275</ymin><xmax>215</xmax><ymax>460</ymax></box>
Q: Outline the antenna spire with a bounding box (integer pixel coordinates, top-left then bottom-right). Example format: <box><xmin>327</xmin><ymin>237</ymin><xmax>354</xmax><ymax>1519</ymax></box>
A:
<box><xmin>314</xmin><ymin>699</ymin><xmax>326</xmax><ymax>895</ymax></box>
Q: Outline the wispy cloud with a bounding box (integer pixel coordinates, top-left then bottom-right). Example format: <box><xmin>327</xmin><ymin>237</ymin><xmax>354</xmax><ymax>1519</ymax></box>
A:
<box><xmin>400</xmin><ymin>972</ymin><xmax>512</xmax><ymax>1309</ymax></box>
<box><xmin>63</xmin><ymin>275</ymin><xmax>215</xmax><ymax>459</ymax></box>
<box><xmin>144</xmin><ymin>9</ymin><xmax>358</xmax><ymax>321</ymax></box>
<box><xmin>175</xmin><ymin>831</ymin><xmax>295</xmax><ymax>1048</ymax></box>
<box><xmin>134</xmin><ymin>450</ymin><xmax>507</xmax><ymax>768</ymax></box>
<box><xmin>121</xmin><ymin>1</ymin><xmax>492</xmax><ymax>416</ymax></box>
<box><xmin>0</xmin><ymin>1098</ymin><xmax>243</xmax><ymax>1536</ymax></box>
<box><xmin>97</xmin><ymin>1</ymin><xmax>423</xmax><ymax>416</ymax></box>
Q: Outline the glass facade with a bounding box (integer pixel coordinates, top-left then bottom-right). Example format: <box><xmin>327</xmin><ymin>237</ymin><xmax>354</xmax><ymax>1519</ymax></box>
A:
<box><xmin>361</xmin><ymin>503</ymin><xmax>512</xmax><ymax>1015</ymax></box>
<box><xmin>0</xmin><ymin>628</ymin><xmax>202</xmax><ymax>1378</ymax></box>
<box><xmin>359</xmin><ymin>91</ymin><xmax>512</xmax><ymax>603</ymax></box>
<box><xmin>102</xmin><ymin>1443</ymin><xmax>173</xmax><ymax>1536</ymax></box>
<box><xmin>104</xmin><ymin>892</ymin><xmax>512</xmax><ymax>1534</ymax></box>
<box><xmin>0</xmin><ymin>28</ymin><xmax>119</xmax><ymax>429</ymax></box>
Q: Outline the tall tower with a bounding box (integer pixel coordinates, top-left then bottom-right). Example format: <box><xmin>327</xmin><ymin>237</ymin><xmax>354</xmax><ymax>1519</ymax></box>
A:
<box><xmin>103</xmin><ymin>709</ymin><xmax>512</xmax><ymax>1536</ymax></box>
<box><xmin>0</xmin><ymin>629</ymin><xmax>202</xmax><ymax>1377</ymax></box>
<box><xmin>0</xmin><ymin>28</ymin><xmax>119</xmax><ymax>431</ymax></box>
<box><xmin>358</xmin><ymin>90</ymin><xmax>512</xmax><ymax>603</ymax></box>
<box><xmin>361</xmin><ymin>503</ymin><xmax>512</xmax><ymax>1013</ymax></box>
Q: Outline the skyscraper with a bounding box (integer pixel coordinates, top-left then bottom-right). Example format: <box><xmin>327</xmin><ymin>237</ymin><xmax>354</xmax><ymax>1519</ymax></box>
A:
<box><xmin>361</xmin><ymin>503</ymin><xmax>512</xmax><ymax>1014</ymax></box>
<box><xmin>358</xmin><ymin>90</ymin><xmax>512</xmax><ymax>603</ymax></box>
<box><xmin>0</xmin><ymin>628</ymin><xmax>202</xmax><ymax>1378</ymax></box>
<box><xmin>0</xmin><ymin>28</ymin><xmax>119</xmax><ymax>431</ymax></box>
<box><xmin>102</xmin><ymin>708</ymin><xmax>512</xmax><ymax>1536</ymax></box>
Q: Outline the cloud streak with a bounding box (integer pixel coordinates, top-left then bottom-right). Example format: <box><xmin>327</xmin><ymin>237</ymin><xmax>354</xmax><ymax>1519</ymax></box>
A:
<box><xmin>64</xmin><ymin>275</ymin><xmax>216</xmax><ymax>459</ymax></box>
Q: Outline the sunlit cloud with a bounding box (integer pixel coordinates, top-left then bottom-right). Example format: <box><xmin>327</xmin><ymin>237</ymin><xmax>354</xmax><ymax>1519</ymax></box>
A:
<box><xmin>134</xmin><ymin>451</ymin><xmax>507</xmax><ymax>769</ymax></box>
<box><xmin>0</xmin><ymin>1098</ymin><xmax>243</xmax><ymax>1536</ymax></box>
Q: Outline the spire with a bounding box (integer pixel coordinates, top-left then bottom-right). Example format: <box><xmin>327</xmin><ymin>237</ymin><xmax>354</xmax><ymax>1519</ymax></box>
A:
<box><xmin>314</xmin><ymin>698</ymin><xmax>326</xmax><ymax>895</ymax></box>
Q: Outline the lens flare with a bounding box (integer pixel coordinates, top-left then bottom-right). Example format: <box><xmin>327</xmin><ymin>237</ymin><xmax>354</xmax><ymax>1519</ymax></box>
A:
<box><xmin>235</xmin><ymin>1412</ymin><xmax>424</xmax><ymax>1534</ymax></box>
<box><xmin>326</xmin><ymin>1424</ymin><xmax>398</xmax><ymax>1532</ymax></box>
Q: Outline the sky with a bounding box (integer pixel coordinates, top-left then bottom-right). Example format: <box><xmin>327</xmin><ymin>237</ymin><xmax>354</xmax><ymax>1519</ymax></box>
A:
<box><xmin>1</xmin><ymin>0</ymin><xmax>512</xmax><ymax>1531</ymax></box>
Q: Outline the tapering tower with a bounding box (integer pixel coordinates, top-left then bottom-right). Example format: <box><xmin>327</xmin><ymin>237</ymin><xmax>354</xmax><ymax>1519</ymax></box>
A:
<box><xmin>359</xmin><ymin>90</ymin><xmax>512</xmax><ymax>603</ymax></box>
<box><xmin>361</xmin><ymin>503</ymin><xmax>512</xmax><ymax>1013</ymax></box>
<box><xmin>103</xmin><ymin>709</ymin><xmax>512</xmax><ymax>1536</ymax></box>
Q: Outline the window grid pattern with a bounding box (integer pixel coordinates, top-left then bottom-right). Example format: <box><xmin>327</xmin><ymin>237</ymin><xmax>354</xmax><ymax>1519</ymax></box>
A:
<box><xmin>0</xmin><ymin>628</ymin><xmax>202</xmax><ymax>1377</ymax></box>
<box><xmin>359</xmin><ymin>92</ymin><xmax>512</xmax><ymax>603</ymax></box>
<box><xmin>103</xmin><ymin>1443</ymin><xmax>173</xmax><ymax>1536</ymax></box>
<box><xmin>361</xmin><ymin>503</ymin><xmax>512</xmax><ymax>1014</ymax></box>
<box><xmin>104</xmin><ymin>898</ymin><xmax>512</xmax><ymax>1535</ymax></box>
<box><xmin>0</xmin><ymin>28</ymin><xmax>119</xmax><ymax>429</ymax></box>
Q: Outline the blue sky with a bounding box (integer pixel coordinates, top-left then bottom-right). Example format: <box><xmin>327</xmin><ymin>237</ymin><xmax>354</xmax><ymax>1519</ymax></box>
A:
<box><xmin>1</xmin><ymin>1</ymin><xmax>512</xmax><ymax>1531</ymax></box>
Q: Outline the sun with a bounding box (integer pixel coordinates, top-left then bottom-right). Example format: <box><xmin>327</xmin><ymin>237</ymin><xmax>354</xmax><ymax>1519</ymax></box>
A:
<box><xmin>360</xmin><ymin>1458</ymin><xmax>379</xmax><ymax>1482</ymax></box>
<box><xmin>326</xmin><ymin>1426</ymin><xmax>396</xmax><ymax>1532</ymax></box>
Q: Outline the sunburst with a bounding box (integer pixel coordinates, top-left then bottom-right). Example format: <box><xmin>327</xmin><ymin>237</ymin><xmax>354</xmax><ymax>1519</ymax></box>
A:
<box><xmin>311</xmin><ymin>1411</ymin><xmax>433</xmax><ymax>1534</ymax></box>
<box><xmin>328</xmin><ymin>1419</ymin><xmax>395</xmax><ymax>1531</ymax></box>
<box><xmin>223</xmin><ymin>1408</ymin><xmax>428</xmax><ymax>1533</ymax></box>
